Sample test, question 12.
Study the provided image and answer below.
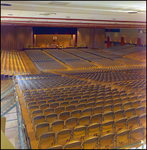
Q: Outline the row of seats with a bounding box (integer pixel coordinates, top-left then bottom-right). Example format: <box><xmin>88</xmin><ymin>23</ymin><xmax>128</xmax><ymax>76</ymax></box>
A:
<box><xmin>34</xmin><ymin>114</ymin><xmax>146</xmax><ymax>149</ymax></box>
<box><xmin>25</xmin><ymin>50</ymin><xmax>67</xmax><ymax>71</ymax></box>
<box><xmin>44</xmin><ymin>49</ymin><xmax>78</xmax><ymax>60</ymax></box>
<box><xmin>38</xmin><ymin>125</ymin><xmax>145</xmax><ymax>149</ymax></box>
<box><xmin>34</xmin><ymin>61</ymin><xmax>67</xmax><ymax>71</ymax></box>
<box><xmin>99</xmin><ymin>45</ymin><xmax>145</xmax><ymax>56</ymax></box>
<box><xmin>101</xmin><ymin>44</ymin><xmax>135</xmax><ymax>53</ymax></box>
<box><xmin>30</xmin><ymin>104</ymin><xmax>146</xmax><ymax>126</ymax></box>
<box><xmin>63</xmin><ymin>49</ymin><xmax>124</xmax><ymax>67</ymax></box>
<box><xmin>44</xmin><ymin>49</ymin><xmax>97</xmax><ymax>69</ymax></box>
<box><xmin>113</xmin><ymin>57</ymin><xmax>145</xmax><ymax>65</ymax></box>
<box><xmin>18</xmin><ymin>75</ymin><xmax>89</xmax><ymax>91</ymax></box>
<box><xmin>1</xmin><ymin>50</ymin><xmax>29</xmax><ymax>75</ymax></box>
<box><xmin>123</xmin><ymin>50</ymin><xmax>146</xmax><ymax>62</ymax></box>
<box><xmin>16</xmin><ymin>72</ymin><xmax>59</xmax><ymax>80</ymax></box>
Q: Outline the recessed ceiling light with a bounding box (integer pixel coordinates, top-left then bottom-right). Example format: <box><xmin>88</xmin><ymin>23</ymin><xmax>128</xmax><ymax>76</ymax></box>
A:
<box><xmin>66</xmin><ymin>16</ymin><xmax>70</xmax><ymax>18</ymax></box>
<box><xmin>39</xmin><ymin>13</ymin><xmax>56</xmax><ymax>16</ymax></box>
<box><xmin>1</xmin><ymin>3</ymin><xmax>12</xmax><ymax>6</ymax></box>
<box><xmin>128</xmin><ymin>11</ymin><xmax>138</xmax><ymax>14</ymax></box>
<box><xmin>8</xmin><ymin>14</ymin><xmax>13</xmax><ymax>16</ymax></box>
<box><xmin>48</xmin><ymin>1</ymin><xmax>69</xmax><ymax>5</ymax></box>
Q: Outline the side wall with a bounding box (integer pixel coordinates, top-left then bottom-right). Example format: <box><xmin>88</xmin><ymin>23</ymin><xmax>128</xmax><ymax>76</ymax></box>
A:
<box><xmin>105</xmin><ymin>28</ymin><xmax>146</xmax><ymax>45</ymax></box>
<box><xmin>1</xmin><ymin>26</ymin><xmax>33</xmax><ymax>50</ymax></box>
<box><xmin>77</xmin><ymin>28</ymin><xmax>105</xmax><ymax>49</ymax></box>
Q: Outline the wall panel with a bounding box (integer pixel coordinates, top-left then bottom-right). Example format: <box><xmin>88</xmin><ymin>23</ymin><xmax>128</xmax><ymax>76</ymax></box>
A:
<box><xmin>1</xmin><ymin>26</ymin><xmax>33</xmax><ymax>50</ymax></box>
<box><xmin>77</xmin><ymin>28</ymin><xmax>105</xmax><ymax>49</ymax></box>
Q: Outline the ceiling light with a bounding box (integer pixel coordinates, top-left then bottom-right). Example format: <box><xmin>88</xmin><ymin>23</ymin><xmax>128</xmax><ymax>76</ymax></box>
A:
<box><xmin>39</xmin><ymin>13</ymin><xmax>56</xmax><ymax>16</ymax></box>
<box><xmin>48</xmin><ymin>1</ymin><xmax>70</xmax><ymax>5</ymax></box>
<box><xmin>66</xmin><ymin>16</ymin><xmax>70</xmax><ymax>18</ymax></box>
<box><xmin>128</xmin><ymin>11</ymin><xmax>138</xmax><ymax>14</ymax></box>
<box><xmin>8</xmin><ymin>14</ymin><xmax>13</xmax><ymax>16</ymax></box>
<box><xmin>1</xmin><ymin>3</ymin><xmax>12</xmax><ymax>6</ymax></box>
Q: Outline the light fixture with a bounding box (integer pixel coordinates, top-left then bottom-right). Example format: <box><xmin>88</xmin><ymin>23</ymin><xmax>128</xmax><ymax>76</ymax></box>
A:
<box><xmin>1</xmin><ymin>3</ymin><xmax>12</xmax><ymax>6</ymax></box>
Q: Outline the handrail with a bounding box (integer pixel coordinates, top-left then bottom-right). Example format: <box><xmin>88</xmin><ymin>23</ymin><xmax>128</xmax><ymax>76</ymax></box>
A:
<box><xmin>1</xmin><ymin>90</ymin><xmax>16</xmax><ymax>102</ymax></box>
<box><xmin>1</xmin><ymin>86</ymin><xmax>15</xmax><ymax>99</ymax></box>
<box><xmin>117</xmin><ymin>139</ymin><xmax>146</xmax><ymax>149</ymax></box>
<box><xmin>1</xmin><ymin>80</ymin><xmax>13</xmax><ymax>90</ymax></box>
<box><xmin>1</xmin><ymin>82</ymin><xmax>15</xmax><ymax>94</ymax></box>
<box><xmin>1</xmin><ymin>96</ymin><xmax>16</xmax><ymax>114</ymax></box>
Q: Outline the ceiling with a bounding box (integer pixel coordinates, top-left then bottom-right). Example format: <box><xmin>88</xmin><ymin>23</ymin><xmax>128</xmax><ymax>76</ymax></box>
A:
<box><xmin>1</xmin><ymin>1</ymin><xmax>146</xmax><ymax>28</ymax></box>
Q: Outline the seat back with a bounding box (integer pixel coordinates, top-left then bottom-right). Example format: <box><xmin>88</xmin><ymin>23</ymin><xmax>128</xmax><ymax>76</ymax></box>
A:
<box><xmin>71</xmin><ymin>109</ymin><xmax>81</xmax><ymax>119</ymax></box>
<box><xmin>59</xmin><ymin>111</ymin><xmax>70</xmax><ymax>121</ymax></box>
<box><xmin>57</xmin><ymin>129</ymin><xmax>71</xmax><ymax>146</ymax></box>
<box><xmin>79</xmin><ymin>99</ymin><xmax>87</xmax><ymax>104</ymax></box>
<box><xmin>31</xmin><ymin>109</ymin><xmax>43</xmax><ymax>120</ymax></box>
<box><xmin>93</xmin><ymin>106</ymin><xmax>103</xmax><ymax>115</ymax></box>
<box><xmin>35</xmin><ymin>122</ymin><xmax>49</xmax><ymax>140</ymax></box>
<box><xmin>66</xmin><ymin>105</ymin><xmax>75</xmax><ymax>113</ymax></box>
<box><xmin>125</xmin><ymin>108</ymin><xmax>135</xmax><ymax>118</ymax></box>
<box><xmin>135</xmin><ymin>106</ymin><xmax>145</xmax><ymax>116</ymax></box>
<box><xmin>77</xmin><ymin>104</ymin><xmax>85</xmax><ymax>111</ymax></box>
<box><xmin>46</xmin><ymin>113</ymin><xmax>57</xmax><ymax>125</ymax></box>
<box><xmin>130</xmin><ymin>126</ymin><xmax>144</xmax><ymax>144</ymax></box>
<box><xmin>141</xmin><ymin>100</ymin><xmax>146</xmax><ymax>107</ymax></box>
<box><xmin>88</xmin><ymin>97</ymin><xmax>96</xmax><ymax>103</ymax></box>
<box><xmin>139</xmin><ymin>113</ymin><xmax>146</xmax><ymax>127</ymax></box>
<box><xmin>50</xmin><ymin>102</ymin><xmax>59</xmax><ymax>109</ymax></box>
<box><xmin>116</xmin><ymin>129</ymin><xmax>130</xmax><ymax>148</ymax></box>
<box><xmin>103</xmin><ymin>104</ymin><xmax>113</xmax><ymax>113</ymax></box>
<box><xmin>55</xmin><ymin>106</ymin><xmax>65</xmax><ymax>115</ymax></box>
<box><xmin>64</xmin><ymin>141</ymin><xmax>81</xmax><ymax>149</ymax></box>
<box><xmin>82</xmin><ymin>108</ymin><xmax>92</xmax><ymax>116</ymax></box>
<box><xmin>39</xmin><ymin>132</ymin><xmax>55</xmax><ymax>149</ymax></box>
<box><xmin>27</xmin><ymin>101</ymin><xmax>36</xmax><ymax>109</ymax></box>
<box><xmin>28</xmin><ymin>105</ymin><xmax>39</xmax><ymax>116</ymax></box>
<box><xmin>127</xmin><ymin>115</ymin><xmax>139</xmax><ymax>130</ymax></box>
<box><xmin>121</xmin><ymin>97</ymin><xmax>130</xmax><ymax>104</ymax></box>
<box><xmin>73</xmin><ymin>126</ymin><xmax>86</xmax><ymax>141</ymax></box>
<box><xmin>33</xmin><ymin>115</ymin><xmax>45</xmax><ymax>130</ymax></box>
<box><xmin>70</xmin><ymin>100</ymin><xmax>78</xmax><ymax>106</ymax></box>
<box><xmin>79</xmin><ymin>115</ymin><xmax>90</xmax><ymax>126</ymax></box>
<box><xmin>123</xmin><ymin>102</ymin><xmax>132</xmax><ymax>110</ymax></box>
<box><xmin>114</xmin><ymin>109</ymin><xmax>125</xmax><ymax>121</ymax></box>
<box><xmin>91</xmin><ymin>113</ymin><xmax>102</xmax><ymax>124</ymax></box>
<box><xmin>102</xmin><ymin>120</ymin><xmax>114</xmax><ymax>135</ymax></box>
<box><xmin>115</xmin><ymin>117</ymin><xmax>127</xmax><ymax>133</ymax></box>
<box><xmin>44</xmin><ymin>108</ymin><xmax>54</xmax><ymax>117</ymax></box>
<box><xmin>87</xmin><ymin>123</ymin><xmax>101</xmax><ymax>137</ymax></box>
<box><xmin>104</xmin><ymin>99</ymin><xmax>113</xmax><ymax>106</ymax></box>
<box><xmin>47</xmin><ymin>145</ymin><xmax>63</xmax><ymax>149</ymax></box>
<box><xmin>129</xmin><ymin>96</ymin><xmax>137</xmax><ymax>102</ymax></box>
<box><xmin>99</xmin><ymin>133</ymin><xmax>115</xmax><ymax>149</ymax></box>
<box><xmin>113</xmin><ymin>103</ymin><xmax>122</xmax><ymax>112</ymax></box>
<box><xmin>103</xmin><ymin>111</ymin><xmax>114</xmax><ymax>122</ymax></box>
<box><xmin>95</xmin><ymin>100</ymin><xmax>104</xmax><ymax>107</ymax></box>
<box><xmin>86</xmin><ymin>102</ymin><xmax>95</xmax><ymax>109</ymax></box>
<box><xmin>51</xmin><ymin>120</ymin><xmax>64</xmax><ymax>135</ymax></box>
<box><xmin>65</xmin><ymin>117</ymin><xmax>78</xmax><ymax>130</ymax></box>
<box><xmin>37</xmin><ymin>100</ymin><xmax>46</xmax><ymax>108</ymax></box>
<box><xmin>40</xmin><ymin>103</ymin><xmax>49</xmax><ymax>111</ymax></box>
<box><xmin>132</xmin><ymin>100</ymin><xmax>140</xmax><ymax>108</ymax></box>
<box><xmin>56</xmin><ymin>98</ymin><xmax>64</xmax><ymax>105</ymax></box>
<box><xmin>82</xmin><ymin>136</ymin><xmax>98</xmax><ymax>149</ymax></box>
<box><xmin>60</xmin><ymin>101</ymin><xmax>69</xmax><ymax>108</ymax></box>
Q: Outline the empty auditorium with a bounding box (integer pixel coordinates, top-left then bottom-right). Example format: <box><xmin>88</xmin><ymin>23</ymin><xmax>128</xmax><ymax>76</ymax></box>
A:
<box><xmin>1</xmin><ymin>1</ymin><xmax>146</xmax><ymax>149</ymax></box>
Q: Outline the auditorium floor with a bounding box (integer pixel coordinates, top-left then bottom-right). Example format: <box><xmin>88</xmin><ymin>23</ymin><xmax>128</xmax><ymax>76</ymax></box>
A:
<box><xmin>15</xmin><ymin>84</ymin><xmax>39</xmax><ymax>149</ymax></box>
<box><xmin>19</xmin><ymin>51</ymin><xmax>40</xmax><ymax>74</ymax></box>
